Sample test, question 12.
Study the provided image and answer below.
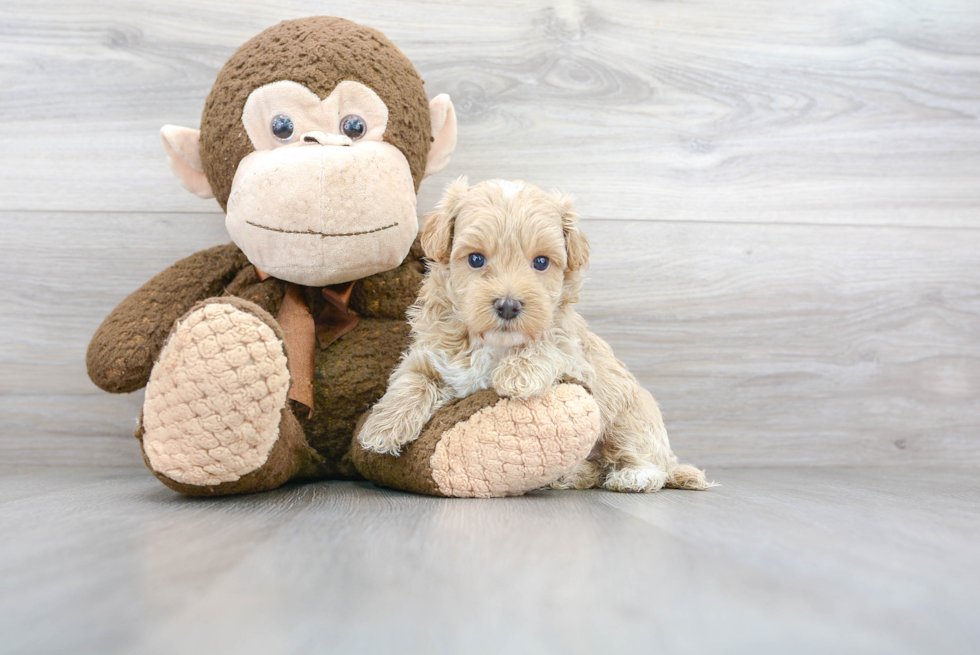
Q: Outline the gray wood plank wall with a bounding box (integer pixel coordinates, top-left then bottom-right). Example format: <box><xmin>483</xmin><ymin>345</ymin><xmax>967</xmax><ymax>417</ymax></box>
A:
<box><xmin>1</xmin><ymin>0</ymin><xmax>978</xmax><ymax>468</ymax></box>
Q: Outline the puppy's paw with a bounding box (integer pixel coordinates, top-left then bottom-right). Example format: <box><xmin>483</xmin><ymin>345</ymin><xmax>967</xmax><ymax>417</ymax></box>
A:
<box><xmin>550</xmin><ymin>459</ymin><xmax>604</xmax><ymax>490</ymax></box>
<box><xmin>357</xmin><ymin>425</ymin><xmax>409</xmax><ymax>456</ymax></box>
<box><xmin>357</xmin><ymin>410</ymin><xmax>417</xmax><ymax>456</ymax></box>
<box><xmin>603</xmin><ymin>465</ymin><xmax>669</xmax><ymax>493</ymax></box>
<box><xmin>491</xmin><ymin>359</ymin><xmax>557</xmax><ymax>400</ymax></box>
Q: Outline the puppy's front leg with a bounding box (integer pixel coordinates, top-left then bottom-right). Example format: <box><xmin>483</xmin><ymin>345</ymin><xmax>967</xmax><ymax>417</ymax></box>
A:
<box><xmin>358</xmin><ymin>351</ymin><xmax>446</xmax><ymax>456</ymax></box>
<box><xmin>492</xmin><ymin>341</ymin><xmax>571</xmax><ymax>400</ymax></box>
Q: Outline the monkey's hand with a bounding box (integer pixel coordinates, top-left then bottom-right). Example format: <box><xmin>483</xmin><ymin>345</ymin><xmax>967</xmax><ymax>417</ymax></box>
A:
<box><xmin>492</xmin><ymin>345</ymin><xmax>569</xmax><ymax>400</ymax></box>
<box><xmin>87</xmin><ymin>243</ymin><xmax>251</xmax><ymax>394</ymax></box>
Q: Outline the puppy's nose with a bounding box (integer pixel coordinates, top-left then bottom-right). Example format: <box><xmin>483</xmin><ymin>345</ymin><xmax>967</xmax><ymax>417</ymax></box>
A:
<box><xmin>494</xmin><ymin>297</ymin><xmax>522</xmax><ymax>321</ymax></box>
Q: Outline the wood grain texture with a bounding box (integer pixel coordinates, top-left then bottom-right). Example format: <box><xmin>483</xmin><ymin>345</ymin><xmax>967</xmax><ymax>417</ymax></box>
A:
<box><xmin>584</xmin><ymin>220</ymin><xmax>980</xmax><ymax>467</ymax></box>
<box><xmin>3</xmin><ymin>213</ymin><xmax>977</xmax><ymax>467</ymax></box>
<box><xmin>2</xmin><ymin>5</ymin><xmax>978</xmax><ymax>653</ymax></box>
<box><xmin>0</xmin><ymin>1</ymin><xmax>978</xmax><ymax>468</ymax></box>
<box><xmin>0</xmin><ymin>0</ymin><xmax>978</xmax><ymax>225</ymax></box>
<box><xmin>1</xmin><ymin>467</ymin><xmax>977</xmax><ymax>654</ymax></box>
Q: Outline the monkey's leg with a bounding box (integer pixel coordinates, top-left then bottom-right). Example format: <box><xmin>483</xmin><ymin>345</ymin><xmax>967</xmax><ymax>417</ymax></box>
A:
<box><xmin>138</xmin><ymin>297</ymin><xmax>320</xmax><ymax>496</ymax></box>
<box><xmin>351</xmin><ymin>383</ymin><xmax>600</xmax><ymax>498</ymax></box>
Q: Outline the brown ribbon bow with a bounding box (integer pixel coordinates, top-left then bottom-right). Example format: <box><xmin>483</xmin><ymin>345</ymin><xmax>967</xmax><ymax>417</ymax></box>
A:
<box><xmin>256</xmin><ymin>266</ymin><xmax>360</xmax><ymax>416</ymax></box>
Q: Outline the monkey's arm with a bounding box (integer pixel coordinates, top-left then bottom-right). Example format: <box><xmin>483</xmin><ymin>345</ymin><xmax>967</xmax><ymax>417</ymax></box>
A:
<box><xmin>357</xmin><ymin>349</ymin><xmax>450</xmax><ymax>455</ymax></box>
<box><xmin>87</xmin><ymin>243</ymin><xmax>252</xmax><ymax>393</ymax></box>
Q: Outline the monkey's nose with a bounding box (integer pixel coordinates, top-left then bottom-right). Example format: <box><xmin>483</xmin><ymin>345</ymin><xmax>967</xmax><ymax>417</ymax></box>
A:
<box><xmin>494</xmin><ymin>297</ymin><xmax>522</xmax><ymax>321</ymax></box>
<box><xmin>300</xmin><ymin>131</ymin><xmax>352</xmax><ymax>147</ymax></box>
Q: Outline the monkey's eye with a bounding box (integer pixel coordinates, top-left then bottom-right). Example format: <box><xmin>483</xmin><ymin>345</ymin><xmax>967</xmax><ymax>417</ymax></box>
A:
<box><xmin>270</xmin><ymin>114</ymin><xmax>294</xmax><ymax>141</ymax></box>
<box><xmin>467</xmin><ymin>253</ymin><xmax>486</xmax><ymax>269</ymax></box>
<box><xmin>340</xmin><ymin>114</ymin><xmax>367</xmax><ymax>140</ymax></box>
<box><xmin>532</xmin><ymin>256</ymin><xmax>550</xmax><ymax>271</ymax></box>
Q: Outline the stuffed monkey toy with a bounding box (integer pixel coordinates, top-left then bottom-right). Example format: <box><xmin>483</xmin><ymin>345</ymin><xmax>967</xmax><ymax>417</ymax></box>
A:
<box><xmin>87</xmin><ymin>17</ymin><xmax>600</xmax><ymax>498</ymax></box>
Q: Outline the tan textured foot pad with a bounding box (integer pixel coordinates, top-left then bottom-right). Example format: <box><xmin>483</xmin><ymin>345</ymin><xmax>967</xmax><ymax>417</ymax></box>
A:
<box><xmin>430</xmin><ymin>384</ymin><xmax>600</xmax><ymax>498</ymax></box>
<box><xmin>142</xmin><ymin>302</ymin><xmax>290</xmax><ymax>486</ymax></box>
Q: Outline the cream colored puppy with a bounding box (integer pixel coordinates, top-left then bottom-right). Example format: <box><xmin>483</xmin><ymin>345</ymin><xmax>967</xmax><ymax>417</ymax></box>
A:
<box><xmin>358</xmin><ymin>178</ymin><xmax>711</xmax><ymax>492</ymax></box>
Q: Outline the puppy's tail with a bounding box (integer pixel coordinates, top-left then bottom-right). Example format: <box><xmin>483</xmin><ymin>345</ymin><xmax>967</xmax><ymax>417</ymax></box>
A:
<box><xmin>666</xmin><ymin>462</ymin><xmax>717</xmax><ymax>490</ymax></box>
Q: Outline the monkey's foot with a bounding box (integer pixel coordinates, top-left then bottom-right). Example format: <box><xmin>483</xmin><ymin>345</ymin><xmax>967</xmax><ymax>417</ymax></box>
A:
<box><xmin>352</xmin><ymin>384</ymin><xmax>601</xmax><ymax>498</ymax></box>
<box><xmin>141</xmin><ymin>299</ymin><xmax>291</xmax><ymax>487</ymax></box>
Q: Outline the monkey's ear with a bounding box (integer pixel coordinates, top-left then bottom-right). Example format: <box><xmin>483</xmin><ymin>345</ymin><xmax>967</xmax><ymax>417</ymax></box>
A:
<box><xmin>423</xmin><ymin>94</ymin><xmax>457</xmax><ymax>179</ymax></box>
<box><xmin>421</xmin><ymin>176</ymin><xmax>469</xmax><ymax>264</ymax></box>
<box><xmin>554</xmin><ymin>193</ymin><xmax>590</xmax><ymax>273</ymax></box>
<box><xmin>160</xmin><ymin>125</ymin><xmax>215</xmax><ymax>199</ymax></box>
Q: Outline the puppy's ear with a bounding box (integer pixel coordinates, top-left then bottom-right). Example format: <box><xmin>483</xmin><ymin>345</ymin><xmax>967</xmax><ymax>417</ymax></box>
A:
<box><xmin>422</xmin><ymin>176</ymin><xmax>469</xmax><ymax>264</ymax></box>
<box><xmin>554</xmin><ymin>193</ymin><xmax>590</xmax><ymax>272</ymax></box>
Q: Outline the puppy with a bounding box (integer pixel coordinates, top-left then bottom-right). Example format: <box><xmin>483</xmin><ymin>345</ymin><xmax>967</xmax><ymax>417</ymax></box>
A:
<box><xmin>358</xmin><ymin>178</ymin><xmax>712</xmax><ymax>492</ymax></box>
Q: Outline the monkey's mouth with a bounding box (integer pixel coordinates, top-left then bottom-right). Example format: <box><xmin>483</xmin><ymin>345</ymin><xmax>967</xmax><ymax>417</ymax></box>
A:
<box><xmin>245</xmin><ymin>220</ymin><xmax>399</xmax><ymax>238</ymax></box>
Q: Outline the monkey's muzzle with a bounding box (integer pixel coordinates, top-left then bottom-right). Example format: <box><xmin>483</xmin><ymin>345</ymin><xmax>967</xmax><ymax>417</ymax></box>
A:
<box><xmin>225</xmin><ymin>141</ymin><xmax>419</xmax><ymax>286</ymax></box>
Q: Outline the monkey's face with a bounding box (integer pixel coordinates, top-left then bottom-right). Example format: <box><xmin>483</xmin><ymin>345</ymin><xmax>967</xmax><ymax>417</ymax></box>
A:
<box><xmin>223</xmin><ymin>81</ymin><xmax>418</xmax><ymax>286</ymax></box>
<box><xmin>161</xmin><ymin>18</ymin><xmax>457</xmax><ymax>287</ymax></box>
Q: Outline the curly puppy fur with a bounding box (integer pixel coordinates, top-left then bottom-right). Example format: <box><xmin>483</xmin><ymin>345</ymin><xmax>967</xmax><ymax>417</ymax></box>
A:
<box><xmin>358</xmin><ymin>178</ymin><xmax>712</xmax><ymax>492</ymax></box>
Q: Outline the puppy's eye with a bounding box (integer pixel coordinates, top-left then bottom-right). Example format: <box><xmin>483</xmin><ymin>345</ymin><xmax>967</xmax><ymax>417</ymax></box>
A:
<box><xmin>271</xmin><ymin>114</ymin><xmax>294</xmax><ymax>141</ymax></box>
<box><xmin>532</xmin><ymin>256</ymin><xmax>550</xmax><ymax>271</ymax></box>
<box><xmin>467</xmin><ymin>253</ymin><xmax>486</xmax><ymax>269</ymax></box>
<box><xmin>341</xmin><ymin>114</ymin><xmax>367</xmax><ymax>140</ymax></box>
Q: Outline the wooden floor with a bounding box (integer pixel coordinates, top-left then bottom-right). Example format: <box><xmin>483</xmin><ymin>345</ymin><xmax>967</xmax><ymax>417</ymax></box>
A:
<box><xmin>1</xmin><ymin>2</ymin><xmax>979</xmax><ymax>653</ymax></box>
<box><xmin>1</xmin><ymin>465</ymin><xmax>977</xmax><ymax>654</ymax></box>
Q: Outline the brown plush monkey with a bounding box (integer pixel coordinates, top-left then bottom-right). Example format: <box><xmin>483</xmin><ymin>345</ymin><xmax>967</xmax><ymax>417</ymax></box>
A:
<box><xmin>86</xmin><ymin>17</ymin><xmax>600</xmax><ymax>497</ymax></box>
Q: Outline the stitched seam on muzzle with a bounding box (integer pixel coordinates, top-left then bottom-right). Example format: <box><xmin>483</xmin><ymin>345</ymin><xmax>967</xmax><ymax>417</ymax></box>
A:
<box><xmin>245</xmin><ymin>220</ymin><xmax>399</xmax><ymax>238</ymax></box>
